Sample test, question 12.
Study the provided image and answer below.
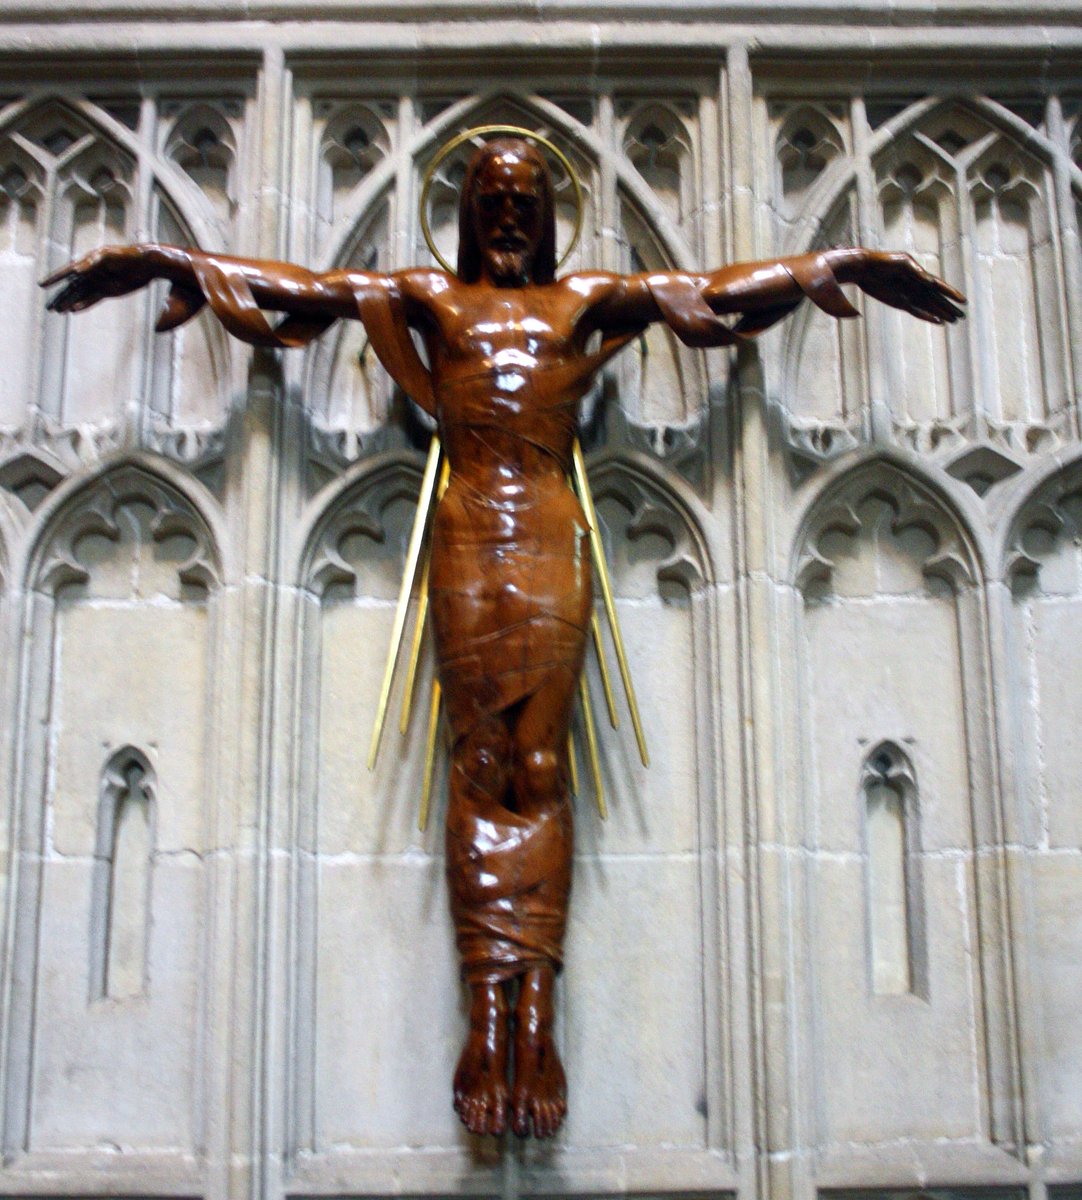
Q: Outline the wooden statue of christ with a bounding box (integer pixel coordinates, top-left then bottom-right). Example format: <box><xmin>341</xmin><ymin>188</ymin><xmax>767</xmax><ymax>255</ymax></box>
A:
<box><xmin>44</xmin><ymin>134</ymin><xmax>964</xmax><ymax>1140</ymax></box>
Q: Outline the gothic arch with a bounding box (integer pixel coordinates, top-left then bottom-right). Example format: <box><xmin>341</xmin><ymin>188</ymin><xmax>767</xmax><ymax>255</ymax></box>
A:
<box><xmin>89</xmin><ymin>743</ymin><xmax>158</xmax><ymax>1002</ymax></box>
<box><xmin>294</xmin><ymin>442</ymin><xmax>717</xmax><ymax>603</ymax></box>
<box><xmin>164</xmin><ymin>101</ymin><xmax>239</xmax><ymax>226</ymax></box>
<box><xmin>858</xmin><ymin>738</ymin><xmax>928</xmax><ymax>999</ymax></box>
<box><xmin>791</xmin><ymin>454</ymin><xmax>982</xmax><ymax>594</ymax></box>
<box><xmin>778</xmin><ymin>94</ymin><xmax>1078</xmax><ymax>464</ymax></box>
<box><xmin>0</xmin><ymin>95</ymin><xmax>234</xmax><ymax>464</ymax></box>
<box><xmin>317</xmin><ymin>91</ymin><xmax>697</xmax><ymax>275</ymax></box>
<box><xmin>781</xmin><ymin>95</ymin><xmax>1079</xmax><ymax>259</ymax></box>
<box><xmin>789</xmin><ymin>450</ymin><xmax>1020</xmax><ymax>1156</ymax></box>
<box><xmin>586</xmin><ymin>447</ymin><xmax>716</xmax><ymax>594</ymax></box>
<box><xmin>282</xmin><ymin>443</ymin><xmax>730</xmax><ymax>1158</ymax></box>
<box><xmin>1</xmin><ymin>456</ymin><xmax>222</xmax><ymax>1161</ymax></box>
<box><xmin>296</xmin><ymin>449</ymin><xmax>426</xmax><ymax>591</ymax></box>
<box><xmin>1000</xmin><ymin>449</ymin><xmax>1082</xmax><ymax>587</ymax></box>
<box><xmin>548</xmin><ymin>447</ymin><xmax>729</xmax><ymax>1151</ymax></box>
<box><xmin>774</xmin><ymin>103</ymin><xmax>846</xmax><ymax>220</ymax></box>
<box><xmin>303</xmin><ymin>90</ymin><xmax>707</xmax><ymax>466</ymax></box>
<box><xmin>23</xmin><ymin>453</ymin><xmax>227</xmax><ymax>594</ymax></box>
<box><xmin>621</xmin><ymin>101</ymin><xmax>695</xmax><ymax>226</ymax></box>
<box><xmin>0</xmin><ymin>95</ymin><xmax>222</xmax><ymax>250</ymax></box>
<box><xmin>286</xmin><ymin>447</ymin><xmax>447</xmax><ymax>1159</ymax></box>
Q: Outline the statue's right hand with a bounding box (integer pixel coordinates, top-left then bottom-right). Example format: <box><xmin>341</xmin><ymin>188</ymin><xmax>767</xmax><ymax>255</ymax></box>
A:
<box><xmin>42</xmin><ymin>244</ymin><xmax>159</xmax><ymax>313</ymax></box>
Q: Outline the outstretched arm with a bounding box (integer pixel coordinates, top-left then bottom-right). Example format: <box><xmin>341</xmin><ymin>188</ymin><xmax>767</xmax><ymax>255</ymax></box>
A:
<box><xmin>585</xmin><ymin>247</ymin><xmax>965</xmax><ymax>346</ymax></box>
<box><xmin>44</xmin><ymin>243</ymin><xmax>440</xmax><ymax>414</ymax></box>
<box><xmin>43</xmin><ymin>243</ymin><xmax>362</xmax><ymax>348</ymax></box>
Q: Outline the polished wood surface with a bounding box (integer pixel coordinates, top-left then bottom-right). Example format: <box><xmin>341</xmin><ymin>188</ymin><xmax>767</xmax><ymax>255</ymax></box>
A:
<box><xmin>44</xmin><ymin>136</ymin><xmax>964</xmax><ymax>1140</ymax></box>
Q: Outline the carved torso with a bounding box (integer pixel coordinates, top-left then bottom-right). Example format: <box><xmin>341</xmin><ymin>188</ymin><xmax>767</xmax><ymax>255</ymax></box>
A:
<box><xmin>408</xmin><ymin>273</ymin><xmax>607</xmax><ymax>739</ymax></box>
<box><xmin>416</xmin><ymin>273</ymin><xmax>607</xmax><ymax>488</ymax></box>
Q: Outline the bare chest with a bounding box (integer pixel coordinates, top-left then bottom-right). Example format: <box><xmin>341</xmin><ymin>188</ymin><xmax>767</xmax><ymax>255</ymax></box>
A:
<box><xmin>426</xmin><ymin>286</ymin><xmax>582</xmax><ymax>376</ymax></box>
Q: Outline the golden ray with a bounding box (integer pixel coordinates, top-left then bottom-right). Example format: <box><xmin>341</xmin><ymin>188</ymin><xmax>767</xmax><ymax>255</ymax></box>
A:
<box><xmin>566</xmin><ymin>469</ymin><xmax>620</xmax><ymax>731</ymax></box>
<box><xmin>383</xmin><ymin>436</ymin><xmax>646</xmax><ymax>821</ymax></box>
<box><xmin>400</xmin><ymin>456</ymin><xmax>452</xmax><ymax>734</ymax></box>
<box><xmin>418</xmin><ymin>679</ymin><xmax>442</xmax><ymax>832</ymax></box>
<box><xmin>571</xmin><ymin>439</ymin><xmax>650</xmax><ymax>767</ymax></box>
<box><xmin>368</xmin><ymin>436</ymin><xmax>443</xmax><ymax>770</ymax></box>
<box><xmin>579</xmin><ymin>674</ymin><xmax>606</xmax><ymax>820</ymax></box>
<box><xmin>590</xmin><ymin>610</ymin><xmax>620</xmax><ymax>729</ymax></box>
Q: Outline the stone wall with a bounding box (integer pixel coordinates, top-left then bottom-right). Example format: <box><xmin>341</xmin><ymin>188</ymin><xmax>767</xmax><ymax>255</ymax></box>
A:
<box><xmin>0</xmin><ymin>4</ymin><xmax>1079</xmax><ymax>1198</ymax></box>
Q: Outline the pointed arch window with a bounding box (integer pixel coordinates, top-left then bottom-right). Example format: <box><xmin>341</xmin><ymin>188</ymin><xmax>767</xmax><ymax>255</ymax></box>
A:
<box><xmin>90</xmin><ymin>746</ymin><xmax>156</xmax><ymax>1001</ymax></box>
<box><xmin>0</xmin><ymin>95</ymin><xmax>234</xmax><ymax>456</ymax></box>
<box><xmin>861</xmin><ymin>742</ymin><xmax>927</xmax><ymax>998</ymax></box>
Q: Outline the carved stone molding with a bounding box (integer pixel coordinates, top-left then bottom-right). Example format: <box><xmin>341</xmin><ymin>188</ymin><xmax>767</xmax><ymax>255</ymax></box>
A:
<box><xmin>1005</xmin><ymin>458</ymin><xmax>1082</xmax><ymax>588</ymax></box>
<box><xmin>34</xmin><ymin>463</ymin><xmax>220</xmax><ymax>596</ymax></box>
<box><xmin>588</xmin><ymin>452</ymin><xmax>713</xmax><ymax>596</ymax></box>
<box><xmin>795</xmin><ymin>462</ymin><xmax>975</xmax><ymax>595</ymax></box>
<box><xmin>1</xmin><ymin>93</ymin><xmax>233</xmax><ymax>469</ymax></box>
<box><xmin>0</xmin><ymin>447</ymin><xmax>67</xmax><ymax>513</ymax></box>
<box><xmin>777</xmin><ymin>92</ymin><xmax>1080</xmax><ymax>474</ymax></box>
<box><xmin>144</xmin><ymin>420</ymin><xmax>227</xmax><ymax>469</ymax></box>
<box><xmin>860</xmin><ymin>738</ymin><xmax>918</xmax><ymax>800</ymax></box>
<box><xmin>302</xmin><ymin>453</ymin><xmax>425</xmax><ymax>598</ymax></box>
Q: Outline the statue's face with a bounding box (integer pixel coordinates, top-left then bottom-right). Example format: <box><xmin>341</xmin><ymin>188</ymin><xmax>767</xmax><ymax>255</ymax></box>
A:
<box><xmin>472</xmin><ymin>151</ymin><xmax>545</xmax><ymax>286</ymax></box>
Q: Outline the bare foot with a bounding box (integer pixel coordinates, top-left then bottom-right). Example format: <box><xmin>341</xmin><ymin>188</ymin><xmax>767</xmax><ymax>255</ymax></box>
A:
<box><xmin>510</xmin><ymin>965</ymin><xmax>567</xmax><ymax>1138</ymax></box>
<box><xmin>453</xmin><ymin>983</ymin><xmax>511</xmax><ymax>1136</ymax></box>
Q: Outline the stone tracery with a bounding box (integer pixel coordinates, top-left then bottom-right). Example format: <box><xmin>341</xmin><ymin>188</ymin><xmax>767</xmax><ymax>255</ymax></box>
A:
<box><xmin>0</xmin><ymin>42</ymin><xmax>1077</xmax><ymax>1198</ymax></box>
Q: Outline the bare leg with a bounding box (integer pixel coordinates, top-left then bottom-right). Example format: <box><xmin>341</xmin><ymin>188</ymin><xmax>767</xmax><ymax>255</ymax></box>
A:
<box><xmin>446</xmin><ymin>667</ymin><xmax>579</xmax><ymax>1139</ymax></box>
<box><xmin>511</xmin><ymin>963</ymin><xmax>567</xmax><ymax>1137</ymax></box>
<box><xmin>507</xmin><ymin>670</ymin><xmax>577</xmax><ymax>1138</ymax></box>
<box><xmin>447</xmin><ymin>721</ymin><xmax>516</xmax><ymax>1137</ymax></box>
<box><xmin>453</xmin><ymin>981</ymin><xmax>511</xmax><ymax>1136</ymax></box>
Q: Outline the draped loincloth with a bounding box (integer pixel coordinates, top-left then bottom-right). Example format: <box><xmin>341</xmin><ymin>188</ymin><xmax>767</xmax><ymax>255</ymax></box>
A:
<box><xmin>445</xmin><ymin>777</ymin><xmax>574</xmax><ymax>984</ymax></box>
<box><xmin>426</xmin><ymin>361</ymin><xmax>591</xmax><ymax>983</ymax></box>
<box><xmin>418</xmin><ymin>267</ymin><xmax>838</xmax><ymax>986</ymax></box>
<box><xmin>163</xmin><ymin>253</ymin><xmax>852</xmax><ymax>986</ymax></box>
<box><xmin>428</xmin><ymin>473</ymin><xmax>587</xmax><ymax>983</ymax></box>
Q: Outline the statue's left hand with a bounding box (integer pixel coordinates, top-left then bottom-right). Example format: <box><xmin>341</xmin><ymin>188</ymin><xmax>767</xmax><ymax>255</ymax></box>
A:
<box><xmin>844</xmin><ymin>250</ymin><xmax>966</xmax><ymax>325</ymax></box>
<box><xmin>42</xmin><ymin>244</ymin><xmax>161</xmax><ymax>313</ymax></box>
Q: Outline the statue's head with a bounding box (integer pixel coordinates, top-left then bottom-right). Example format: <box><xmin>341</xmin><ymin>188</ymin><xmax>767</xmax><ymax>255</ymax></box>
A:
<box><xmin>456</xmin><ymin>137</ymin><xmax>557</xmax><ymax>286</ymax></box>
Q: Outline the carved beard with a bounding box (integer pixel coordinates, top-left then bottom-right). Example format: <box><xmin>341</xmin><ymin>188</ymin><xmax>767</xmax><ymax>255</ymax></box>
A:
<box><xmin>484</xmin><ymin>246</ymin><xmax>533</xmax><ymax>286</ymax></box>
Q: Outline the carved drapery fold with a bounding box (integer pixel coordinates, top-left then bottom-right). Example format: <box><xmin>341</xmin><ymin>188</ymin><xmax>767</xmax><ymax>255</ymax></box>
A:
<box><xmin>778</xmin><ymin>96</ymin><xmax>1079</xmax><ymax>472</ymax></box>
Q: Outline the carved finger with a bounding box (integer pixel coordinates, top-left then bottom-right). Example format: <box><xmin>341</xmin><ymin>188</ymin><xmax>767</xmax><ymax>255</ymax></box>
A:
<box><xmin>916</xmin><ymin>288</ymin><xmax>964</xmax><ymax>322</ymax></box>
<box><xmin>933</xmin><ymin>277</ymin><xmax>967</xmax><ymax>304</ymax></box>
<box><xmin>69</xmin><ymin>294</ymin><xmax>107</xmax><ymax>312</ymax></box>
<box><xmin>932</xmin><ymin>296</ymin><xmax>965</xmax><ymax>322</ymax></box>
<box><xmin>46</xmin><ymin>282</ymin><xmax>88</xmax><ymax>312</ymax></box>
<box><xmin>40</xmin><ymin>263</ymin><xmax>80</xmax><ymax>288</ymax></box>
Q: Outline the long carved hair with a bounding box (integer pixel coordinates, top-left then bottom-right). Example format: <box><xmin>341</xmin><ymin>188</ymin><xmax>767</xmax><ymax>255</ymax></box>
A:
<box><xmin>456</xmin><ymin>137</ymin><xmax>558</xmax><ymax>284</ymax></box>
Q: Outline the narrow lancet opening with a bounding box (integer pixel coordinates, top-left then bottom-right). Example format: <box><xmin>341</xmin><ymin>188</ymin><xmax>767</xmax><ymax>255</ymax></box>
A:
<box><xmin>862</xmin><ymin>742</ymin><xmax>926</xmax><ymax>998</ymax></box>
<box><xmin>90</xmin><ymin>746</ymin><xmax>156</xmax><ymax>1001</ymax></box>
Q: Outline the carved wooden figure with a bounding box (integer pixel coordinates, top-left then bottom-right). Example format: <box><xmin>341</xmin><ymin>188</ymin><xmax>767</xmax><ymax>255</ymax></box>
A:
<box><xmin>43</xmin><ymin>133</ymin><xmax>964</xmax><ymax>1140</ymax></box>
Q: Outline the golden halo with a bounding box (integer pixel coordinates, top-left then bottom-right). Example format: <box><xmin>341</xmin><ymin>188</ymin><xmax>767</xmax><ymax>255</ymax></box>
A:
<box><xmin>419</xmin><ymin>123</ymin><xmax>584</xmax><ymax>276</ymax></box>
